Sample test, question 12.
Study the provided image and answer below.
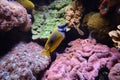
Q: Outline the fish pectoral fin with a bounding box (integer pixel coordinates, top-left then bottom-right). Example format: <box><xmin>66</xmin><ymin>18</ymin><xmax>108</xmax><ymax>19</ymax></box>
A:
<box><xmin>41</xmin><ymin>50</ymin><xmax>50</xmax><ymax>57</ymax></box>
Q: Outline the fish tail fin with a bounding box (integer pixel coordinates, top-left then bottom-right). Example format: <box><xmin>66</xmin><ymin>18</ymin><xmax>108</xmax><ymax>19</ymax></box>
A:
<box><xmin>41</xmin><ymin>50</ymin><xmax>50</xmax><ymax>57</ymax></box>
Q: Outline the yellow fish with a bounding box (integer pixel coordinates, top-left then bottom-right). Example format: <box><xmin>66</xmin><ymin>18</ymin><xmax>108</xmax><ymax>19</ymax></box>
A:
<box><xmin>42</xmin><ymin>23</ymin><xmax>67</xmax><ymax>57</ymax></box>
<box><xmin>8</xmin><ymin>0</ymin><xmax>35</xmax><ymax>22</ymax></box>
<box><xmin>16</xmin><ymin>0</ymin><xmax>34</xmax><ymax>11</ymax></box>
<box><xmin>8</xmin><ymin>0</ymin><xmax>35</xmax><ymax>11</ymax></box>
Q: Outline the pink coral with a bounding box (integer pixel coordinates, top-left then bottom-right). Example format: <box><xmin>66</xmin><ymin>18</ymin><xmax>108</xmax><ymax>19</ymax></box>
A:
<box><xmin>108</xmin><ymin>63</ymin><xmax>120</xmax><ymax>80</ymax></box>
<box><xmin>99</xmin><ymin>0</ymin><xmax>120</xmax><ymax>15</ymax></box>
<box><xmin>0</xmin><ymin>0</ymin><xmax>31</xmax><ymax>31</ymax></box>
<box><xmin>42</xmin><ymin>39</ymin><xmax>120</xmax><ymax>80</ymax></box>
<box><xmin>0</xmin><ymin>42</ymin><xmax>50</xmax><ymax>80</ymax></box>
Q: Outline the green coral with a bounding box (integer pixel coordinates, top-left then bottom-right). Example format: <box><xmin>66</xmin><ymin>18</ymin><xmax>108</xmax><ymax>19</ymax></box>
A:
<box><xmin>82</xmin><ymin>12</ymin><xmax>109</xmax><ymax>31</ymax></box>
<box><xmin>82</xmin><ymin>12</ymin><xmax>96</xmax><ymax>27</ymax></box>
<box><xmin>82</xmin><ymin>12</ymin><xmax>110</xmax><ymax>41</ymax></box>
<box><xmin>87</xmin><ymin>13</ymin><xmax>109</xmax><ymax>31</ymax></box>
<box><xmin>48</xmin><ymin>0</ymin><xmax>72</xmax><ymax>10</ymax></box>
<box><xmin>32</xmin><ymin>0</ymin><xmax>72</xmax><ymax>40</ymax></box>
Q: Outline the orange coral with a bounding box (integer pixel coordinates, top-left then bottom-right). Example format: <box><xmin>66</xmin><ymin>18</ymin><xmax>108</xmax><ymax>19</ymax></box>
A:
<box><xmin>65</xmin><ymin>0</ymin><xmax>84</xmax><ymax>35</ymax></box>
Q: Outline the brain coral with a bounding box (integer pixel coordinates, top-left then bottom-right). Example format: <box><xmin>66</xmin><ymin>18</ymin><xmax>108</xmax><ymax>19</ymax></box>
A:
<box><xmin>0</xmin><ymin>0</ymin><xmax>31</xmax><ymax>31</ymax></box>
<box><xmin>42</xmin><ymin>38</ymin><xmax>120</xmax><ymax>80</ymax></box>
<box><xmin>0</xmin><ymin>42</ymin><xmax>50</xmax><ymax>80</ymax></box>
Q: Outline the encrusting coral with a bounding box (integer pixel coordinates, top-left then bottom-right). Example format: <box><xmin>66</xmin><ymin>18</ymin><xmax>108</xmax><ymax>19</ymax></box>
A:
<box><xmin>0</xmin><ymin>0</ymin><xmax>32</xmax><ymax>31</ymax></box>
<box><xmin>0</xmin><ymin>42</ymin><xmax>50</xmax><ymax>80</ymax></box>
<box><xmin>109</xmin><ymin>25</ymin><xmax>120</xmax><ymax>49</ymax></box>
<box><xmin>108</xmin><ymin>63</ymin><xmax>120</xmax><ymax>80</ymax></box>
<box><xmin>42</xmin><ymin>39</ymin><xmax>120</xmax><ymax>80</ymax></box>
<box><xmin>65</xmin><ymin>0</ymin><xmax>84</xmax><ymax>35</ymax></box>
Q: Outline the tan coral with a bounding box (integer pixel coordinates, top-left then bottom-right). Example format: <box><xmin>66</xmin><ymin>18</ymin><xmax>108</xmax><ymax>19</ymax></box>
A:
<box><xmin>65</xmin><ymin>0</ymin><xmax>84</xmax><ymax>35</ymax></box>
<box><xmin>109</xmin><ymin>25</ymin><xmax>120</xmax><ymax>48</ymax></box>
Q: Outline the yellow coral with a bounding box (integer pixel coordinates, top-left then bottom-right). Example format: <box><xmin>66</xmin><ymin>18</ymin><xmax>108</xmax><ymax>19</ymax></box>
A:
<box><xmin>87</xmin><ymin>13</ymin><xmax>109</xmax><ymax>31</ymax></box>
<box><xmin>16</xmin><ymin>0</ymin><xmax>34</xmax><ymax>10</ymax></box>
<box><xmin>82</xmin><ymin>12</ymin><xmax>110</xmax><ymax>40</ymax></box>
<box><xmin>82</xmin><ymin>12</ymin><xmax>95</xmax><ymax>26</ymax></box>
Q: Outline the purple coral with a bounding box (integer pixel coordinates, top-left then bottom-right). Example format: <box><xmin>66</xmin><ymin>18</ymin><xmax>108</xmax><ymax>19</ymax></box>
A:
<box><xmin>108</xmin><ymin>63</ymin><xmax>120</xmax><ymax>80</ymax></box>
<box><xmin>42</xmin><ymin>39</ymin><xmax>120</xmax><ymax>80</ymax></box>
<box><xmin>0</xmin><ymin>0</ymin><xmax>31</xmax><ymax>31</ymax></box>
<box><xmin>0</xmin><ymin>42</ymin><xmax>50</xmax><ymax>80</ymax></box>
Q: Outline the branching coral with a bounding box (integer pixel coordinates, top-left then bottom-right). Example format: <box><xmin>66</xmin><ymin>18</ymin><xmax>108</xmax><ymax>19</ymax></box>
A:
<box><xmin>65</xmin><ymin>0</ymin><xmax>84</xmax><ymax>35</ymax></box>
<box><xmin>0</xmin><ymin>0</ymin><xmax>32</xmax><ymax>31</ymax></box>
<box><xmin>42</xmin><ymin>39</ymin><xmax>120</xmax><ymax>80</ymax></box>
<box><xmin>0</xmin><ymin>42</ymin><xmax>50</xmax><ymax>80</ymax></box>
<box><xmin>32</xmin><ymin>0</ymin><xmax>72</xmax><ymax>40</ymax></box>
<box><xmin>108</xmin><ymin>63</ymin><xmax>120</xmax><ymax>80</ymax></box>
<box><xmin>109</xmin><ymin>25</ymin><xmax>120</xmax><ymax>49</ymax></box>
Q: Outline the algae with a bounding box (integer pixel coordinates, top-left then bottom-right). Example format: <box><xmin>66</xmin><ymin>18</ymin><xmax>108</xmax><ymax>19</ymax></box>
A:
<box><xmin>32</xmin><ymin>0</ymin><xmax>72</xmax><ymax>40</ymax></box>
